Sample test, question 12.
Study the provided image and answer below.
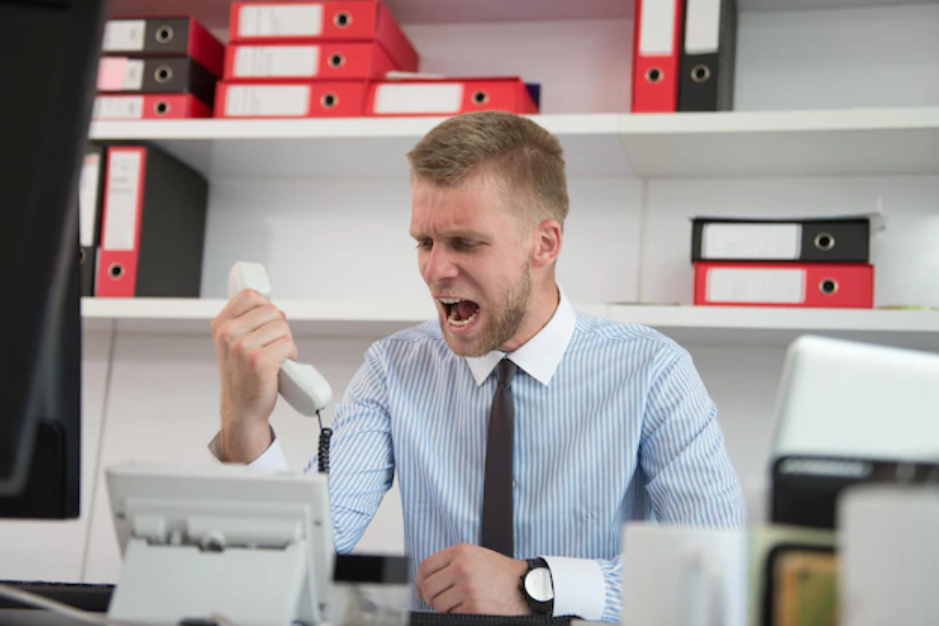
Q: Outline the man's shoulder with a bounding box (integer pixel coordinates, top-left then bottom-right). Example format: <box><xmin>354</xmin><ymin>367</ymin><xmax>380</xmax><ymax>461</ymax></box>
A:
<box><xmin>570</xmin><ymin>308</ymin><xmax>689</xmax><ymax>361</ymax></box>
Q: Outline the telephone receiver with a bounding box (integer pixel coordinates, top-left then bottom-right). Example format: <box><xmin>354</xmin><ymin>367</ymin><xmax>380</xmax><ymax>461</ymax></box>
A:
<box><xmin>227</xmin><ymin>261</ymin><xmax>333</xmax><ymax>416</ymax></box>
<box><xmin>227</xmin><ymin>262</ymin><xmax>334</xmax><ymax>473</ymax></box>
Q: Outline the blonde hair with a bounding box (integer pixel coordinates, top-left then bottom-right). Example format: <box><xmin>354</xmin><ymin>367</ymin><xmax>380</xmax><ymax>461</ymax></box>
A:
<box><xmin>406</xmin><ymin>111</ymin><xmax>569</xmax><ymax>229</ymax></box>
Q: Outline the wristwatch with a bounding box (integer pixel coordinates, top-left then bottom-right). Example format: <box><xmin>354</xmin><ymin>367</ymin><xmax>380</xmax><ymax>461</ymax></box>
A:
<box><xmin>519</xmin><ymin>557</ymin><xmax>555</xmax><ymax>616</ymax></box>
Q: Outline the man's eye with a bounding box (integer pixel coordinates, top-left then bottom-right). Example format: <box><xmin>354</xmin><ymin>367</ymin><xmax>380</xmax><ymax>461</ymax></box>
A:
<box><xmin>454</xmin><ymin>239</ymin><xmax>479</xmax><ymax>250</ymax></box>
<box><xmin>416</xmin><ymin>240</ymin><xmax>432</xmax><ymax>250</ymax></box>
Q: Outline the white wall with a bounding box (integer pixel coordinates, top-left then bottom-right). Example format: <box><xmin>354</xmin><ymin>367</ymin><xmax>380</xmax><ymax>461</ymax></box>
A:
<box><xmin>2</xmin><ymin>2</ymin><xmax>938</xmax><ymax>584</ymax></box>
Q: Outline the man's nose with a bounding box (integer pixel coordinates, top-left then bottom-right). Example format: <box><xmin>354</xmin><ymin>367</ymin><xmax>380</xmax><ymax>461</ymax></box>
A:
<box><xmin>422</xmin><ymin>245</ymin><xmax>459</xmax><ymax>284</ymax></box>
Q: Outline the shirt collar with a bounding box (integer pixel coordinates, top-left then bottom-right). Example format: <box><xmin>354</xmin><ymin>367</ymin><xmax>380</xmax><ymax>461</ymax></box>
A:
<box><xmin>465</xmin><ymin>286</ymin><xmax>576</xmax><ymax>387</ymax></box>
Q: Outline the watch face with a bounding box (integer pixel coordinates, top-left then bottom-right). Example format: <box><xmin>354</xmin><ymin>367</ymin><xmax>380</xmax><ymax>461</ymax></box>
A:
<box><xmin>525</xmin><ymin>568</ymin><xmax>553</xmax><ymax>603</ymax></box>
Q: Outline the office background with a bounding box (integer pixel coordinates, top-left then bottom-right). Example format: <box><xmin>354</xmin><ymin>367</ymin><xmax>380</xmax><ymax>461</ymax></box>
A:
<box><xmin>2</xmin><ymin>0</ymin><xmax>939</xmax><ymax>586</ymax></box>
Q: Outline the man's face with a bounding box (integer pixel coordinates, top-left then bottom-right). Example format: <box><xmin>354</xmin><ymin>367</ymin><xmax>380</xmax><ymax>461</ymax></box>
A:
<box><xmin>410</xmin><ymin>175</ymin><xmax>533</xmax><ymax>358</ymax></box>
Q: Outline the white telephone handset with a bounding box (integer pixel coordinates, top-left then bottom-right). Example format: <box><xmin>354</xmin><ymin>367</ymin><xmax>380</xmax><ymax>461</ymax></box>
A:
<box><xmin>227</xmin><ymin>261</ymin><xmax>333</xmax><ymax>417</ymax></box>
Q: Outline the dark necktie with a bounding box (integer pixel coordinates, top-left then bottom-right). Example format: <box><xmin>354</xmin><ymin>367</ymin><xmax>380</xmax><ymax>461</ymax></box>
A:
<box><xmin>480</xmin><ymin>358</ymin><xmax>518</xmax><ymax>557</ymax></box>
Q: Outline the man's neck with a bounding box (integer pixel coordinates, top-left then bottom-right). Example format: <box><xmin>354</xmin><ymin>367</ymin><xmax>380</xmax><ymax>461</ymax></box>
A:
<box><xmin>499</xmin><ymin>283</ymin><xmax>560</xmax><ymax>353</ymax></box>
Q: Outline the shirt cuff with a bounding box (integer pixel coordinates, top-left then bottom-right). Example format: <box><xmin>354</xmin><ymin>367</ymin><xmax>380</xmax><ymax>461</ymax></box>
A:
<box><xmin>206</xmin><ymin>427</ymin><xmax>290</xmax><ymax>472</ymax></box>
<box><xmin>542</xmin><ymin>555</ymin><xmax>605</xmax><ymax>621</ymax></box>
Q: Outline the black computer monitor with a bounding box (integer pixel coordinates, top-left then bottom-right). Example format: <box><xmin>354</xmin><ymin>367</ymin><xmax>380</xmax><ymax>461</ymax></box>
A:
<box><xmin>771</xmin><ymin>455</ymin><xmax>939</xmax><ymax>529</ymax></box>
<box><xmin>0</xmin><ymin>0</ymin><xmax>106</xmax><ymax>518</ymax></box>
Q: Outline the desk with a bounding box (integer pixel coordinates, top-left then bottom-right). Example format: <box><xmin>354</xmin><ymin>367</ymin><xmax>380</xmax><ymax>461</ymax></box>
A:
<box><xmin>0</xmin><ymin>581</ymin><xmax>592</xmax><ymax>626</ymax></box>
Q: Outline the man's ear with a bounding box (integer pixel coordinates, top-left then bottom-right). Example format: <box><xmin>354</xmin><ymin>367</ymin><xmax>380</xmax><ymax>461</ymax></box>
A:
<box><xmin>530</xmin><ymin>220</ymin><xmax>563</xmax><ymax>269</ymax></box>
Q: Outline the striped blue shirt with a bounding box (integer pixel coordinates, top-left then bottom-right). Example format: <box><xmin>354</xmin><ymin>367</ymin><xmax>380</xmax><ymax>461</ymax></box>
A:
<box><xmin>252</xmin><ymin>289</ymin><xmax>746</xmax><ymax>622</ymax></box>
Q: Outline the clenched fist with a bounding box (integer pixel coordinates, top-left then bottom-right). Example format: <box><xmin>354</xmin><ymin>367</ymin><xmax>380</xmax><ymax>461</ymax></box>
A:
<box><xmin>415</xmin><ymin>544</ymin><xmax>529</xmax><ymax>615</ymax></box>
<box><xmin>210</xmin><ymin>288</ymin><xmax>298</xmax><ymax>463</ymax></box>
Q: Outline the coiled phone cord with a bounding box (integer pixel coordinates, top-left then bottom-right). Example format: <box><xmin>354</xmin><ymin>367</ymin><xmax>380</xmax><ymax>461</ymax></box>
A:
<box><xmin>316</xmin><ymin>410</ymin><xmax>333</xmax><ymax>475</ymax></box>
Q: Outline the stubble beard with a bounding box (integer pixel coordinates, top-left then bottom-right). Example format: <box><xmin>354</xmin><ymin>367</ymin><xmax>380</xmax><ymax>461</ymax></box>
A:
<box><xmin>442</xmin><ymin>263</ymin><xmax>532</xmax><ymax>358</ymax></box>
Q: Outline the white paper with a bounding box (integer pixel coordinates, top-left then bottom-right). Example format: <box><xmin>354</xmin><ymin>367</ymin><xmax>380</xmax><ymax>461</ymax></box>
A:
<box><xmin>78</xmin><ymin>153</ymin><xmax>101</xmax><ymax>247</ymax></box>
<box><xmin>707</xmin><ymin>268</ymin><xmax>806</xmax><ymax>304</ymax></box>
<box><xmin>93</xmin><ymin>96</ymin><xmax>144</xmax><ymax>120</ymax></box>
<box><xmin>639</xmin><ymin>0</ymin><xmax>676</xmax><ymax>56</ymax></box>
<box><xmin>102</xmin><ymin>20</ymin><xmax>146</xmax><ymax>51</ymax></box>
<box><xmin>702</xmin><ymin>223</ymin><xmax>801</xmax><ymax>260</ymax></box>
<box><xmin>224</xmin><ymin>85</ymin><xmax>310</xmax><ymax>117</ymax></box>
<box><xmin>373</xmin><ymin>84</ymin><xmax>464</xmax><ymax>114</ymax></box>
<box><xmin>684</xmin><ymin>0</ymin><xmax>722</xmax><ymax>54</ymax></box>
<box><xmin>234</xmin><ymin>46</ymin><xmax>320</xmax><ymax>78</ymax></box>
<box><xmin>239</xmin><ymin>5</ymin><xmax>324</xmax><ymax>37</ymax></box>
<box><xmin>103</xmin><ymin>150</ymin><xmax>143</xmax><ymax>252</ymax></box>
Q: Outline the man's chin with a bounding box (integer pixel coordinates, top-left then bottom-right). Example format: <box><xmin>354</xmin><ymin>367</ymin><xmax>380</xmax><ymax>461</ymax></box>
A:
<box><xmin>439</xmin><ymin>322</ymin><xmax>491</xmax><ymax>358</ymax></box>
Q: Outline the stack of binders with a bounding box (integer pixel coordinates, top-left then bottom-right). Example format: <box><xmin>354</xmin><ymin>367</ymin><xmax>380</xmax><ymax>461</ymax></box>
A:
<box><xmin>79</xmin><ymin>142</ymin><xmax>209</xmax><ymax>298</ymax></box>
<box><xmin>691</xmin><ymin>217</ymin><xmax>875</xmax><ymax>308</ymax></box>
<box><xmin>93</xmin><ymin>17</ymin><xmax>224</xmax><ymax>121</ymax></box>
<box><xmin>217</xmin><ymin>1</ymin><xmax>419</xmax><ymax>119</ymax></box>
<box><xmin>631</xmin><ymin>0</ymin><xmax>738</xmax><ymax>113</ymax></box>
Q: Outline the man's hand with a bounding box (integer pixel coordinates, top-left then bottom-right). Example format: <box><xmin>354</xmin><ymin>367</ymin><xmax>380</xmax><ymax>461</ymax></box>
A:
<box><xmin>415</xmin><ymin>544</ymin><xmax>529</xmax><ymax>615</ymax></box>
<box><xmin>210</xmin><ymin>288</ymin><xmax>298</xmax><ymax>463</ymax></box>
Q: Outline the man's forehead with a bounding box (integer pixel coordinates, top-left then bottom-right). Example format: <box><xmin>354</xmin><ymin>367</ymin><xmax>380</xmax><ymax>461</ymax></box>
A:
<box><xmin>409</xmin><ymin>208</ymin><xmax>488</xmax><ymax>238</ymax></box>
<box><xmin>410</xmin><ymin>180</ymin><xmax>501</xmax><ymax>233</ymax></box>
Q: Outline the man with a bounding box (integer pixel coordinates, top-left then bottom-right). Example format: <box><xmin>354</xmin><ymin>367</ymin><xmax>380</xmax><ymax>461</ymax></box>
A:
<box><xmin>210</xmin><ymin>111</ymin><xmax>747</xmax><ymax>622</ymax></box>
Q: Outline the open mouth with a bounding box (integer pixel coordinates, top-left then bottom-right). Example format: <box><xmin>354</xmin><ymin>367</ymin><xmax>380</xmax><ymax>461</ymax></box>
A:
<box><xmin>439</xmin><ymin>297</ymin><xmax>480</xmax><ymax>328</ymax></box>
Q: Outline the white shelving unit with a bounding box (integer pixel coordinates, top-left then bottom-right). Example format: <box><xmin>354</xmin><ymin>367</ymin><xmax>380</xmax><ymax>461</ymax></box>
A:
<box><xmin>607</xmin><ymin>305</ymin><xmax>939</xmax><ymax>350</ymax></box>
<box><xmin>104</xmin><ymin>0</ymin><xmax>939</xmax><ymax>28</ymax></box>
<box><xmin>88</xmin><ymin>115</ymin><xmax>629</xmax><ymax>180</ymax></box>
<box><xmin>80</xmin><ymin>298</ymin><xmax>610</xmax><ymax>335</ymax></box>
<box><xmin>88</xmin><ymin>106</ymin><xmax>939</xmax><ymax>180</ymax></box>
<box><xmin>81</xmin><ymin>297</ymin><xmax>939</xmax><ymax>349</ymax></box>
<box><xmin>616</xmin><ymin>107</ymin><xmax>939</xmax><ymax>178</ymax></box>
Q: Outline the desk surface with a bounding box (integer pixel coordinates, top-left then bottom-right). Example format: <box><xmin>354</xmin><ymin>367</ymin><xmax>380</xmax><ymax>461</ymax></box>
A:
<box><xmin>0</xmin><ymin>581</ymin><xmax>596</xmax><ymax>626</ymax></box>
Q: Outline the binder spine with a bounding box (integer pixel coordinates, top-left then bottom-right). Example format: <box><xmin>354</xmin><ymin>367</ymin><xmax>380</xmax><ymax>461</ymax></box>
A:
<box><xmin>96</xmin><ymin>146</ymin><xmax>147</xmax><ymax>298</ymax></box>
<box><xmin>678</xmin><ymin>0</ymin><xmax>737</xmax><ymax>112</ymax></box>
<box><xmin>693</xmin><ymin>262</ymin><xmax>874</xmax><ymax>308</ymax></box>
<box><xmin>632</xmin><ymin>0</ymin><xmax>684</xmax><ymax>113</ymax></box>
<box><xmin>691</xmin><ymin>218</ymin><xmax>870</xmax><ymax>263</ymax></box>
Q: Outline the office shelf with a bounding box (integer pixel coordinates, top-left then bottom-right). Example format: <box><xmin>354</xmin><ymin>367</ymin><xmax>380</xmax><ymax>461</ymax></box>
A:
<box><xmin>104</xmin><ymin>0</ymin><xmax>631</xmax><ymax>29</ymax></box>
<box><xmin>82</xmin><ymin>298</ymin><xmax>939</xmax><ymax>350</ymax></box>
<box><xmin>740</xmin><ymin>0</ymin><xmax>939</xmax><ymax>12</ymax></box>
<box><xmin>89</xmin><ymin>107</ymin><xmax>939</xmax><ymax>181</ymax></box>
<box><xmin>82</xmin><ymin>297</ymin><xmax>438</xmax><ymax>337</ymax></box>
<box><xmin>88</xmin><ymin>114</ymin><xmax>628</xmax><ymax>181</ymax></box>
<box><xmin>607</xmin><ymin>305</ymin><xmax>939</xmax><ymax>351</ymax></box>
<box><xmin>81</xmin><ymin>298</ymin><xmax>612</xmax><ymax>336</ymax></box>
<box><xmin>618</xmin><ymin>107</ymin><xmax>939</xmax><ymax>178</ymax></box>
<box><xmin>104</xmin><ymin>0</ymin><xmax>939</xmax><ymax>29</ymax></box>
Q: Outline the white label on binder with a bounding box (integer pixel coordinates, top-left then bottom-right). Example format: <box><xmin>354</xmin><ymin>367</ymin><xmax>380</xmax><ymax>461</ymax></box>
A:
<box><xmin>79</xmin><ymin>153</ymin><xmax>101</xmax><ymax>248</ymax></box>
<box><xmin>685</xmin><ymin>0</ymin><xmax>722</xmax><ymax>54</ymax></box>
<box><xmin>97</xmin><ymin>58</ymin><xmax>145</xmax><ymax>90</ymax></box>
<box><xmin>103</xmin><ymin>151</ymin><xmax>143</xmax><ymax>252</ymax></box>
<box><xmin>234</xmin><ymin>46</ymin><xmax>320</xmax><ymax>78</ymax></box>
<box><xmin>639</xmin><ymin>0</ymin><xmax>676</xmax><ymax>56</ymax></box>
<box><xmin>93</xmin><ymin>96</ymin><xmax>144</xmax><ymax>120</ymax></box>
<box><xmin>702</xmin><ymin>223</ymin><xmax>802</xmax><ymax>260</ymax></box>
<box><xmin>123</xmin><ymin>59</ymin><xmax>145</xmax><ymax>90</ymax></box>
<box><xmin>239</xmin><ymin>5</ymin><xmax>324</xmax><ymax>37</ymax></box>
<box><xmin>373</xmin><ymin>84</ymin><xmax>464</xmax><ymax>114</ymax></box>
<box><xmin>102</xmin><ymin>20</ymin><xmax>146</xmax><ymax>51</ymax></box>
<box><xmin>707</xmin><ymin>268</ymin><xmax>806</xmax><ymax>304</ymax></box>
<box><xmin>224</xmin><ymin>85</ymin><xmax>311</xmax><ymax>117</ymax></box>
